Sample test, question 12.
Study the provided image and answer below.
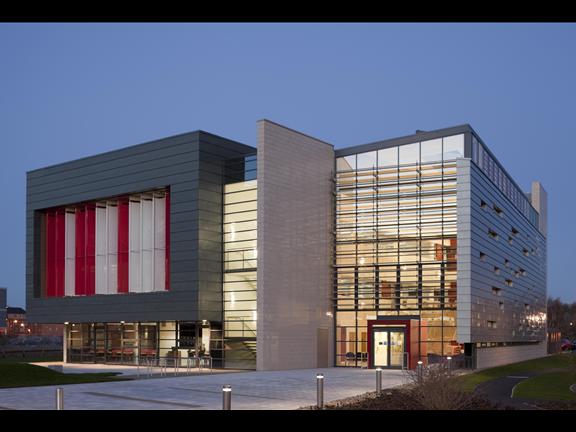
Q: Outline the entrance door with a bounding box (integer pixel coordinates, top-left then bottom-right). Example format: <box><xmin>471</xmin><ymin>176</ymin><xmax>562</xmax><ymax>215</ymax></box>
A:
<box><xmin>372</xmin><ymin>328</ymin><xmax>405</xmax><ymax>368</ymax></box>
<box><xmin>373</xmin><ymin>331</ymin><xmax>389</xmax><ymax>367</ymax></box>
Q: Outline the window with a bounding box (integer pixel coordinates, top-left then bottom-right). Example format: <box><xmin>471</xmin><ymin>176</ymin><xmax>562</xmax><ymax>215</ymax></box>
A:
<box><xmin>493</xmin><ymin>204</ymin><xmax>503</xmax><ymax>217</ymax></box>
<box><xmin>480</xmin><ymin>200</ymin><xmax>487</xmax><ymax>209</ymax></box>
<box><xmin>420</xmin><ymin>138</ymin><xmax>443</xmax><ymax>163</ymax></box>
<box><xmin>442</xmin><ymin>134</ymin><xmax>465</xmax><ymax>159</ymax></box>
<box><xmin>488</xmin><ymin>229</ymin><xmax>498</xmax><ymax>240</ymax></box>
<box><xmin>511</xmin><ymin>227</ymin><xmax>519</xmax><ymax>236</ymax></box>
<box><xmin>492</xmin><ymin>287</ymin><xmax>502</xmax><ymax>296</ymax></box>
<box><xmin>499</xmin><ymin>301</ymin><xmax>505</xmax><ymax>311</ymax></box>
<box><xmin>337</xmin><ymin>156</ymin><xmax>356</xmax><ymax>171</ymax></box>
<box><xmin>505</xmin><ymin>279</ymin><xmax>513</xmax><ymax>287</ymax></box>
<box><xmin>377</xmin><ymin>147</ymin><xmax>398</xmax><ymax>167</ymax></box>
<box><xmin>480</xmin><ymin>252</ymin><xmax>487</xmax><ymax>262</ymax></box>
<box><xmin>487</xmin><ymin>320</ymin><xmax>497</xmax><ymax>329</ymax></box>
<box><xmin>40</xmin><ymin>188</ymin><xmax>169</xmax><ymax>298</ymax></box>
<box><xmin>399</xmin><ymin>142</ymin><xmax>420</xmax><ymax>165</ymax></box>
<box><xmin>523</xmin><ymin>248</ymin><xmax>530</xmax><ymax>257</ymax></box>
<box><xmin>504</xmin><ymin>259</ymin><xmax>510</xmax><ymax>268</ymax></box>
<box><xmin>508</xmin><ymin>236</ymin><xmax>514</xmax><ymax>245</ymax></box>
<box><xmin>494</xmin><ymin>266</ymin><xmax>500</xmax><ymax>275</ymax></box>
<box><xmin>356</xmin><ymin>151</ymin><xmax>377</xmax><ymax>170</ymax></box>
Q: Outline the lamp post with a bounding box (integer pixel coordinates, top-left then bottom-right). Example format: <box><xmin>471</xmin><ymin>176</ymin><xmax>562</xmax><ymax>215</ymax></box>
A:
<box><xmin>316</xmin><ymin>373</ymin><xmax>324</xmax><ymax>409</ymax></box>
<box><xmin>417</xmin><ymin>360</ymin><xmax>423</xmax><ymax>385</ymax></box>
<box><xmin>55</xmin><ymin>388</ymin><xmax>64</xmax><ymax>410</ymax></box>
<box><xmin>222</xmin><ymin>385</ymin><xmax>232</xmax><ymax>410</ymax></box>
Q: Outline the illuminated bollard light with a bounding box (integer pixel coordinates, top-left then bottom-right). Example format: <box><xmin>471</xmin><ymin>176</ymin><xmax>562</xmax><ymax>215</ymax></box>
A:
<box><xmin>222</xmin><ymin>385</ymin><xmax>232</xmax><ymax>410</ymax></box>
<box><xmin>417</xmin><ymin>360</ymin><xmax>423</xmax><ymax>385</ymax></box>
<box><xmin>316</xmin><ymin>373</ymin><xmax>324</xmax><ymax>409</ymax></box>
<box><xmin>55</xmin><ymin>388</ymin><xmax>64</xmax><ymax>410</ymax></box>
<box><xmin>447</xmin><ymin>356</ymin><xmax>452</xmax><ymax>376</ymax></box>
<box><xmin>376</xmin><ymin>368</ymin><xmax>382</xmax><ymax>394</ymax></box>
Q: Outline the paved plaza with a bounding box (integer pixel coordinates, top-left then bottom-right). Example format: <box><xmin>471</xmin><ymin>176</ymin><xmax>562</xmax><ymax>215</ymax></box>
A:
<box><xmin>0</xmin><ymin>366</ymin><xmax>407</xmax><ymax>410</ymax></box>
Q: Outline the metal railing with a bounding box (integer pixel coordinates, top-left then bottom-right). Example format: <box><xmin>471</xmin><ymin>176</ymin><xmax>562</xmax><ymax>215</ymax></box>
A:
<box><xmin>136</xmin><ymin>355</ymin><xmax>213</xmax><ymax>378</ymax></box>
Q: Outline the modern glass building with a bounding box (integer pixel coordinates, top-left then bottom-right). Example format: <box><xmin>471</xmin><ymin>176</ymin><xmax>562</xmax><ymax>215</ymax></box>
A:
<box><xmin>26</xmin><ymin>121</ymin><xmax>547</xmax><ymax>370</ymax></box>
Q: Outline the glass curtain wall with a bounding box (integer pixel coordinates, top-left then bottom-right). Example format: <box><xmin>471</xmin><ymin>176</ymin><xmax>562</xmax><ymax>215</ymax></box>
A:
<box><xmin>335</xmin><ymin>135</ymin><xmax>463</xmax><ymax>367</ymax></box>
<box><xmin>222</xmin><ymin>155</ymin><xmax>258</xmax><ymax>369</ymax></box>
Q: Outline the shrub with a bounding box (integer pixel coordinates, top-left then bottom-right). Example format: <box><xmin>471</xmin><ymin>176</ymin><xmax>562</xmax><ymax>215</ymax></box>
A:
<box><xmin>404</xmin><ymin>363</ymin><xmax>491</xmax><ymax>410</ymax></box>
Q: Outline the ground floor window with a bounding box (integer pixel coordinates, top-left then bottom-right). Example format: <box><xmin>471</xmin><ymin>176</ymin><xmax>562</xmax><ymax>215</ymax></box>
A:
<box><xmin>335</xmin><ymin>309</ymin><xmax>464</xmax><ymax>368</ymax></box>
<box><xmin>65</xmin><ymin>321</ymin><xmax>225</xmax><ymax>368</ymax></box>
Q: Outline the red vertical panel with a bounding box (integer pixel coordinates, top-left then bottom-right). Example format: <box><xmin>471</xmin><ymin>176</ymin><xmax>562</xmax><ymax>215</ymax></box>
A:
<box><xmin>117</xmin><ymin>197</ymin><xmax>129</xmax><ymax>294</ymax></box>
<box><xmin>75</xmin><ymin>205</ymin><xmax>86</xmax><ymax>296</ymax></box>
<box><xmin>55</xmin><ymin>209</ymin><xmax>66</xmax><ymax>297</ymax></box>
<box><xmin>45</xmin><ymin>211</ymin><xmax>55</xmax><ymax>297</ymax></box>
<box><xmin>165</xmin><ymin>190</ymin><xmax>170</xmax><ymax>291</ymax></box>
<box><xmin>85</xmin><ymin>203</ymin><xmax>96</xmax><ymax>296</ymax></box>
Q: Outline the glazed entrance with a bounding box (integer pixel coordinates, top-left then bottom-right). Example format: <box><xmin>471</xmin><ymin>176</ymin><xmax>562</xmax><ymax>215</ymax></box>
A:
<box><xmin>373</xmin><ymin>328</ymin><xmax>405</xmax><ymax>368</ymax></box>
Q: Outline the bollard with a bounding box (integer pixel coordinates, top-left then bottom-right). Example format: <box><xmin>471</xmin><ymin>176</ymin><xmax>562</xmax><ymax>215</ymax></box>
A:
<box><xmin>55</xmin><ymin>388</ymin><xmax>64</xmax><ymax>410</ymax></box>
<box><xmin>447</xmin><ymin>356</ymin><xmax>452</xmax><ymax>376</ymax></box>
<box><xmin>376</xmin><ymin>368</ymin><xmax>382</xmax><ymax>394</ymax></box>
<box><xmin>417</xmin><ymin>360</ymin><xmax>423</xmax><ymax>385</ymax></box>
<box><xmin>316</xmin><ymin>373</ymin><xmax>324</xmax><ymax>409</ymax></box>
<box><xmin>222</xmin><ymin>385</ymin><xmax>232</xmax><ymax>410</ymax></box>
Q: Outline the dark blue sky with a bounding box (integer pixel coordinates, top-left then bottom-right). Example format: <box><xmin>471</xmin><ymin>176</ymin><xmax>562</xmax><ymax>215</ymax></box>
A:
<box><xmin>1</xmin><ymin>23</ymin><xmax>574</xmax><ymax>307</ymax></box>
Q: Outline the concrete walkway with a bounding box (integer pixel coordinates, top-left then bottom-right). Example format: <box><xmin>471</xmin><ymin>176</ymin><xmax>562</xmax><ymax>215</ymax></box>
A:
<box><xmin>0</xmin><ymin>367</ymin><xmax>407</xmax><ymax>410</ymax></box>
<box><xmin>29</xmin><ymin>362</ymin><xmax>237</xmax><ymax>377</ymax></box>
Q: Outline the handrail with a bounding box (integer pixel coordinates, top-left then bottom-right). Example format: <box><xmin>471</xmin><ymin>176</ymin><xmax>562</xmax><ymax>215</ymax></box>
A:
<box><xmin>241</xmin><ymin>319</ymin><xmax>257</xmax><ymax>338</ymax></box>
<box><xmin>402</xmin><ymin>352</ymin><xmax>409</xmax><ymax>370</ymax></box>
<box><xmin>136</xmin><ymin>355</ymin><xmax>213</xmax><ymax>378</ymax></box>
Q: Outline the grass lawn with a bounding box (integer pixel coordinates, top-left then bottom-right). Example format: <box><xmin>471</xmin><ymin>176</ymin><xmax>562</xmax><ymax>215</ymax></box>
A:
<box><xmin>512</xmin><ymin>371</ymin><xmax>576</xmax><ymax>401</ymax></box>
<box><xmin>456</xmin><ymin>353</ymin><xmax>576</xmax><ymax>393</ymax></box>
<box><xmin>0</xmin><ymin>355</ymin><xmax>63</xmax><ymax>365</ymax></box>
<box><xmin>0</xmin><ymin>363</ymin><xmax>131</xmax><ymax>389</ymax></box>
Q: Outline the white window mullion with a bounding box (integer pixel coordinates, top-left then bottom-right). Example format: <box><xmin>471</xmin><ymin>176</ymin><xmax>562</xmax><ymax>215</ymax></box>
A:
<box><xmin>95</xmin><ymin>205</ymin><xmax>107</xmax><ymax>295</ymax></box>
<box><xmin>141</xmin><ymin>196</ymin><xmax>153</xmax><ymax>293</ymax></box>
<box><xmin>107</xmin><ymin>203</ymin><xmax>118</xmax><ymax>294</ymax></box>
<box><xmin>64</xmin><ymin>210</ymin><xmax>76</xmax><ymax>296</ymax></box>
<box><xmin>154</xmin><ymin>195</ymin><xmax>166</xmax><ymax>291</ymax></box>
<box><xmin>129</xmin><ymin>198</ymin><xmax>142</xmax><ymax>293</ymax></box>
<box><xmin>151</xmin><ymin>195</ymin><xmax>155</xmax><ymax>292</ymax></box>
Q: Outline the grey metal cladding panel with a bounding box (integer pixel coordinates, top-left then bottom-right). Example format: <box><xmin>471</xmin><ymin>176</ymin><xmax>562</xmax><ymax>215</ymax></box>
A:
<box><xmin>27</xmin><ymin>292</ymin><xmax>200</xmax><ymax>324</ymax></box>
<box><xmin>336</xmin><ymin>125</ymin><xmax>472</xmax><ymax>157</ymax></box>
<box><xmin>456</xmin><ymin>159</ymin><xmax>473</xmax><ymax>343</ymax></box>
<box><xmin>27</xmin><ymin>132</ymin><xmax>200</xmax><ymax>179</ymax></box>
<box><xmin>468</xmin><ymin>162</ymin><xmax>546</xmax><ymax>343</ymax></box>
<box><xmin>28</xmin><ymin>166</ymin><xmax>198</xmax><ymax>207</ymax></box>
<box><xmin>27</xmin><ymin>150</ymin><xmax>199</xmax><ymax>195</ymax></box>
<box><xmin>198</xmin><ymin>132</ymin><xmax>255</xmax><ymax>159</ymax></box>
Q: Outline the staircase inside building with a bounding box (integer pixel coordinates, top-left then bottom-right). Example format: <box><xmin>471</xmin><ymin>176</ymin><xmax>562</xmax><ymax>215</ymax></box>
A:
<box><xmin>224</xmin><ymin>338</ymin><xmax>257</xmax><ymax>370</ymax></box>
